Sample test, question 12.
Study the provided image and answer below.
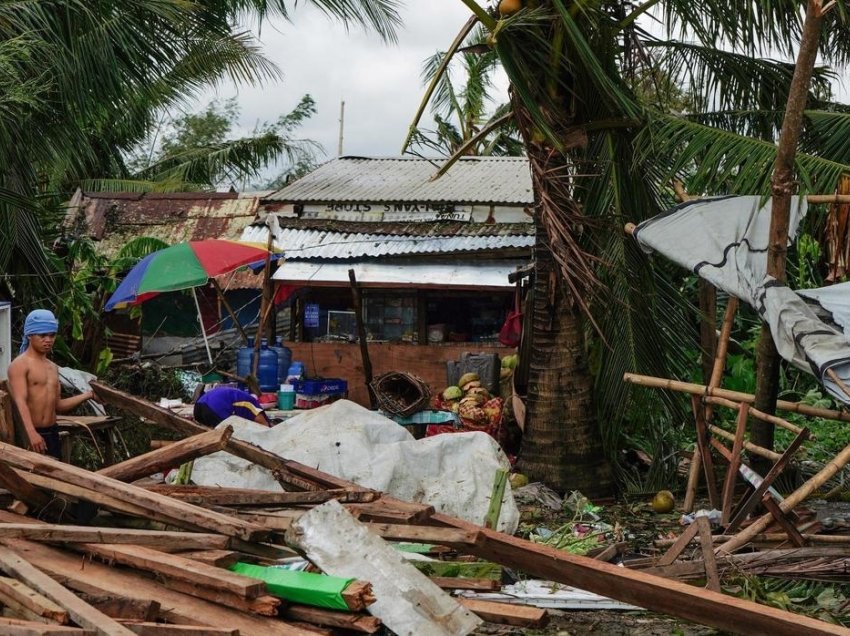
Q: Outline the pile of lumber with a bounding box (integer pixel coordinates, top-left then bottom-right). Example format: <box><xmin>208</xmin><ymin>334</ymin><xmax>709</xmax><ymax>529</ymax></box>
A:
<box><xmin>0</xmin><ymin>381</ymin><xmax>840</xmax><ymax>635</ymax></box>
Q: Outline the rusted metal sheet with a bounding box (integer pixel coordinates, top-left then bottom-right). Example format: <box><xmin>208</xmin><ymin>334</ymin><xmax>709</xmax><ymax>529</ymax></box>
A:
<box><xmin>64</xmin><ymin>191</ymin><xmax>260</xmax><ymax>258</ymax></box>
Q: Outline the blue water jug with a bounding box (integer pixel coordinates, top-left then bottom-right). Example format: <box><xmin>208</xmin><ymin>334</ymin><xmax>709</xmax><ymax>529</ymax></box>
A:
<box><xmin>272</xmin><ymin>337</ymin><xmax>293</xmax><ymax>384</ymax></box>
<box><xmin>256</xmin><ymin>342</ymin><xmax>279</xmax><ymax>393</ymax></box>
<box><xmin>236</xmin><ymin>338</ymin><xmax>255</xmax><ymax>390</ymax></box>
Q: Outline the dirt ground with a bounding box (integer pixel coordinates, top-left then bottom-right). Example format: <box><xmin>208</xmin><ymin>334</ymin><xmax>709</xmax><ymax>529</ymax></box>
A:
<box><xmin>474</xmin><ymin>610</ymin><xmax>720</xmax><ymax>635</ymax></box>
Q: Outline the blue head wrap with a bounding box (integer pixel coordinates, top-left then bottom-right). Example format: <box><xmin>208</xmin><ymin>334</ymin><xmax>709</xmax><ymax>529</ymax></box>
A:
<box><xmin>19</xmin><ymin>309</ymin><xmax>59</xmax><ymax>354</ymax></box>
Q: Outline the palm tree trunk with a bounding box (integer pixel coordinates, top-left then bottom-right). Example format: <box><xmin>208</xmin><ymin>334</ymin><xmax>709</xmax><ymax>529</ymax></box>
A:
<box><xmin>518</xmin><ymin>159</ymin><xmax>613</xmax><ymax>497</ymax></box>
<box><xmin>752</xmin><ymin>0</ymin><xmax>825</xmax><ymax>456</ymax></box>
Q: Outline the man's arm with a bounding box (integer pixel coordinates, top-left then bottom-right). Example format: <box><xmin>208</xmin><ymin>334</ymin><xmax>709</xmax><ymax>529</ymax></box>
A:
<box><xmin>56</xmin><ymin>390</ymin><xmax>94</xmax><ymax>414</ymax></box>
<box><xmin>7</xmin><ymin>359</ymin><xmax>46</xmax><ymax>453</ymax></box>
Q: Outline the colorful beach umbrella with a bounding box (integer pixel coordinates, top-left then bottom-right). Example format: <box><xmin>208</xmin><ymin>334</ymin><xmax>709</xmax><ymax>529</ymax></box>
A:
<box><xmin>105</xmin><ymin>239</ymin><xmax>280</xmax><ymax>311</ymax></box>
<box><xmin>105</xmin><ymin>239</ymin><xmax>282</xmax><ymax>366</ymax></box>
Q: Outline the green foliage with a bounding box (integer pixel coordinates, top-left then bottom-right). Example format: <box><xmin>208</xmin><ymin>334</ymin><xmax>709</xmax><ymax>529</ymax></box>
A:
<box><xmin>730</xmin><ymin>576</ymin><xmax>850</xmax><ymax>627</ymax></box>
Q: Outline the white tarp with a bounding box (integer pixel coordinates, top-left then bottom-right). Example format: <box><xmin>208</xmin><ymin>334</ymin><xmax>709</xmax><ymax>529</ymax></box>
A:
<box><xmin>192</xmin><ymin>400</ymin><xmax>520</xmax><ymax>533</ymax></box>
<box><xmin>634</xmin><ymin>195</ymin><xmax>850</xmax><ymax>404</ymax></box>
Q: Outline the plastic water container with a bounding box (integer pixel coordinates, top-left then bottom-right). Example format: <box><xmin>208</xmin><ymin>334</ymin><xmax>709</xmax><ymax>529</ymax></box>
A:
<box><xmin>277</xmin><ymin>384</ymin><xmax>295</xmax><ymax>410</ymax></box>
<box><xmin>271</xmin><ymin>337</ymin><xmax>292</xmax><ymax>384</ymax></box>
<box><xmin>235</xmin><ymin>338</ymin><xmax>255</xmax><ymax>389</ymax></box>
<box><xmin>256</xmin><ymin>343</ymin><xmax>279</xmax><ymax>393</ymax></box>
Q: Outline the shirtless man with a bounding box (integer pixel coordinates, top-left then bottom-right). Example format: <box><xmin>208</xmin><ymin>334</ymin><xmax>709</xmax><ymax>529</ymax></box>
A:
<box><xmin>7</xmin><ymin>309</ymin><xmax>94</xmax><ymax>458</ymax></box>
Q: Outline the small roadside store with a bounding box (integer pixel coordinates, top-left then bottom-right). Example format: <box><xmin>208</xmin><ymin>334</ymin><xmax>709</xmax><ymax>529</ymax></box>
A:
<box><xmin>243</xmin><ymin>156</ymin><xmax>535</xmax><ymax>405</ymax></box>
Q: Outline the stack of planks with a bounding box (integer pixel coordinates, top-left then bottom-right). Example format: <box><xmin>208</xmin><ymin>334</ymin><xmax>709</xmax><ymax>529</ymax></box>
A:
<box><xmin>0</xmin><ymin>381</ymin><xmax>840</xmax><ymax>635</ymax></box>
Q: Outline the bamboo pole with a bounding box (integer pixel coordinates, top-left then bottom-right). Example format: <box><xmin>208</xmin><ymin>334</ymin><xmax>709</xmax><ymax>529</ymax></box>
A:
<box><xmin>703</xmin><ymin>395</ymin><xmax>808</xmax><ymax>437</ymax></box>
<box><xmin>718</xmin><ymin>437</ymin><xmax>850</xmax><ymax>555</ymax></box>
<box><xmin>708</xmin><ymin>424</ymin><xmax>781</xmax><ymax>462</ymax></box>
<box><xmin>623</xmin><ymin>373</ymin><xmax>850</xmax><ymax>423</ymax></box>
<box><xmin>685</xmin><ymin>297</ymin><xmax>738</xmax><ymax>512</ymax></box>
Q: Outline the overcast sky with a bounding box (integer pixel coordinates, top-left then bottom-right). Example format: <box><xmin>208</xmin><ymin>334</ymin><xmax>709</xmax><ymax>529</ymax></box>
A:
<box><xmin>201</xmin><ymin>3</ymin><xmax>505</xmax><ymax>166</ymax></box>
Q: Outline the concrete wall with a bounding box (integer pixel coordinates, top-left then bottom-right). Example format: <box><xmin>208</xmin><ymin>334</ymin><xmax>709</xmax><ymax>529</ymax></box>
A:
<box><xmin>287</xmin><ymin>342</ymin><xmax>514</xmax><ymax>407</ymax></box>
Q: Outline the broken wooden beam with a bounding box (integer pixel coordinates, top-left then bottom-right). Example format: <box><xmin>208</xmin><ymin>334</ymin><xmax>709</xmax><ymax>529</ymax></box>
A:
<box><xmin>98</xmin><ymin>426</ymin><xmax>233</xmax><ymax>483</ymax></box>
<box><xmin>0</xmin><ymin>545</ymin><xmax>137</xmax><ymax>635</ymax></box>
<box><xmin>0</xmin><ymin>523</ymin><xmax>229</xmax><ymax>550</ymax></box>
<box><xmin>457</xmin><ymin>598</ymin><xmax>548</xmax><ymax>628</ymax></box>
<box><xmin>142</xmin><ymin>485</ymin><xmax>378</xmax><ymax>506</ymax></box>
<box><xmin>79</xmin><ymin>544</ymin><xmax>265</xmax><ymax>599</ymax></box>
<box><xmin>0</xmin><ymin>575</ymin><xmax>70</xmax><ymax>624</ymax></box>
<box><xmin>429</xmin><ymin>577</ymin><xmax>501</xmax><ymax>591</ymax></box>
<box><xmin>283</xmin><ymin>605</ymin><xmax>381</xmax><ymax>634</ymax></box>
<box><xmin>118</xmin><ymin>623</ymin><xmax>238</xmax><ymax>635</ymax></box>
<box><xmin>0</xmin><ymin>445</ymin><xmax>267</xmax><ymax>542</ymax></box>
<box><xmin>91</xmin><ymin>382</ymin><xmax>321</xmax><ymax>492</ymax></box>
<box><xmin>0</xmin><ymin>616</ymin><xmax>88</xmax><ymax>634</ymax></box>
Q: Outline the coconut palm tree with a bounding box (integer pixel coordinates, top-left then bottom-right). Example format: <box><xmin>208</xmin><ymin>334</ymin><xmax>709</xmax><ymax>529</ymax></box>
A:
<box><xmin>0</xmin><ymin>0</ymin><xmax>400</xmax><ymax>300</ymax></box>
<box><xmin>410</xmin><ymin>27</ymin><xmax>523</xmax><ymax>157</ymax></box>
<box><xmin>406</xmin><ymin>0</ymin><xmax>850</xmax><ymax>495</ymax></box>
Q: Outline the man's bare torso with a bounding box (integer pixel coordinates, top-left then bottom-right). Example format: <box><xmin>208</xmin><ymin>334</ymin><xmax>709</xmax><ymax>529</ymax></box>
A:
<box><xmin>9</xmin><ymin>354</ymin><xmax>58</xmax><ymax>428</ymax></box>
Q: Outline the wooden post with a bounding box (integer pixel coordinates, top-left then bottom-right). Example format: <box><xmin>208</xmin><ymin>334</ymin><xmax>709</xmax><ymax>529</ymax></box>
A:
<box><xmin>211</xmin><ymin>279</ymin><xmax>248</xmax><ymax>344</ymax></box>
<box><xmin>726</xmin><ymin>427</ymin><xmax>809</xmax><ymax>533</ymax></box>
<box><xmin>752</xmin><ymin>0</ymin><xmax>827</xmax><ymax>456</ymax></box>
<box><xmin>691</xmin><ymin>396</ymin><xmax>719</xmax><ymax>509</ymax></box>
<box><xmin>348</xmin><ymin>269</ymin><xmax>376</xmax><ymax>409</ymax></box>
<box><xmin>721</xmin><ymin>403</ymin><xmax>748</xmax><ymax>525</ymax></box>
<box><xmin>761</xmin><ymin>495</ymin><xmax>806</xmax><ymax>547</ymax></box>
<box><xmin>252</xmin><ymin>230</ymin><xmax>276</xmax><ymax>377</ymax></box>
<box><xmin>685</xmin><ymin>297</ymin><xmax>738</xmax><ymax>512</ymax></box>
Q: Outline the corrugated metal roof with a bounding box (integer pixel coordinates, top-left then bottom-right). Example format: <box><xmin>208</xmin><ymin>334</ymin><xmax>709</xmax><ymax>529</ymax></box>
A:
<box><xmin>267</xmin><ymin>156</ymin><xmax>533</xmax><ymax>205</ymax></box>
<box><xmin>240</xmin><ymin>219</ymin><xmax>534</xmax><ymax>260</ymax></box>
<box><xmin>64</xmin><ymin>191</ymin><xmax>259</xmax><ymax>259</ymax></box>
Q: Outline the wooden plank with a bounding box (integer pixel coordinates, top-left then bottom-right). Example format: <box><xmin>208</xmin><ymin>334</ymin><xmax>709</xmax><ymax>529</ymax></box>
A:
<box><xmin>0</xmin><ymin>444</ymin><xmax>267</xmax><ymax>542</ymax></box>
<box><xmin>284</xmin><ymin>605</ymin><xmax>381</xmax><ymax>634</ymax></box>
<box><xmin>695</xmin><ymin>517</ymin><xmax>720</xmax><ymax>592</ymax></box>
<box><xmin>79</xmin><ymin>544</ymin><xmax>265</xmax><ymax>599</ymax></box>
<box><xmin>657</xmin><ymin>522</ymin><xmax>700</xmax><ymax>566</ymax></box>
<box><xmin>75</xmin><ymin>595</ymin><xmax>160</xmax><ymax>622</ymax></box>
<box><xmin>431</xmin><ymin>511</ymin><xmax>849</xmax><ymax>635</ymax></box>
<box><xmin>365</xmin><ymin>523</ymin><xmax>480</xmax><ymax>545</ymax></box>
<box><xmin>160</xmin><ymin>579</ymin><xmax>282</xmax><ymax>616</ymax></box>
<box><xmin>0</xmin><ymin>537</ymin><xmax>301</xmax><ymax>635</ymax></box>
<box><xmin>340</xmin><ymin>580</ymin><xmax>375</xmax><ymax>612</ymax></box>
<box><xmin>726</xmin><ymin>427</ymin><xmax>810</xmax><ymax>533</ymax></box>
<box><xmin>175</xmin><ymin>550</ymin><xmax>240</xmax><ymax>568</ymax></box>
<box><xmin>429</xmin><ymin>577</ymin><xmax>501</xmax><ymax>591</ymax></box>
<box><xmin>691</xmin><ymin>396</ymin><xmax>720</xmax><ymax>509</ymax></box>
<box><xmin>142</xmin><ymin>485</ymin><xmax>378</xmax><ymax>506</ymax></box>
<box><xmin>0</xmin><ymin>616</ymin><xmax>90</xmax><ymax>634</ymax></box>
<box><xmin>0</xmin><ymin>575</ymin><xmax>69</xmax><ymax>624</ymax></box>
<box><xmin>0</xmin><ymin>524</ymin><xmax>229</xmax><ymax>550</ymax></box>
<box><xmin>761</xmin><ymin>496</ymin><xmax>805</xmax><ymax>547</ymax></box>
<box><xmin>119</xmin><ymin>624</ymin><xmax>238</xmax><ymax>636</ymax></box>
<box><xmin>721</xmin><ymin>403</ymin><xmax>748</xmax><ymax>525</ymax></box>
<box><xmin>0</xmin><ymin>390</ymin><xmax>15</xmax><ymax>444</ymax></box>
<box><xmin>90</xmin><ymin>382</ymin><xmax>321</xmax><ymax>492</ymax></box>
<box><xmin>345</xmin><ymin>501</ymin><xmax>434</xmax><ymax>525</ymax></box>
<box><xmin>98</xmin><ymin>426</ymin><xmax>233</xmax><ymax>483</ymax></box>
<box><xmin>0</xmin><ymin>545</ymin><xmax>136</xmax><ymax>635</ymax></box>
<box><xmin>0</xmin><ymin>461</ymin><xmax>53</xmax><ymax>513</ymax></box>
<box><xmin>457</xmin><ymin>598</ymin><xmax>548</xmax><ymax>628</ymax></box>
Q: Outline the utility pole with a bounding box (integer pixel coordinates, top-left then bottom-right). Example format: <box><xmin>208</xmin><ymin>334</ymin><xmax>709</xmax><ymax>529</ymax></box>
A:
<box><xmin>337</xmin><ymin>100</ymin><xmax>345</xmax><ymax>157</ymax></box>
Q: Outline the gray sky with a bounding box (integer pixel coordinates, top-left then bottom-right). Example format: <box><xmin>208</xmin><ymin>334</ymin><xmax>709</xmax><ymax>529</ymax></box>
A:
<box><xmin>202</xmin><ymin>3</ymin><xmax>506</xmax><ymax>164</ymax></box>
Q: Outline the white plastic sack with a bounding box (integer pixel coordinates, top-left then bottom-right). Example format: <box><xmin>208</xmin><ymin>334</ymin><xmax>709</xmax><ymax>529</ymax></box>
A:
<box><xmin>192</xmin><ymin>400</ymin><xmax>519</xmax><ymax>533</ymax></box>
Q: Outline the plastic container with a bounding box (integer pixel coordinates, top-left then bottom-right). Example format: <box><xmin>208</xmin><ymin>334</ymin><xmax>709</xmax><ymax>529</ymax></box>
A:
<box><xmin>292</xmin><ymin>378</ymin><xmax>347</xmax><ymax>395</ymax></box>
<box><xmin>286</xmin><ymin>361</ymin><xmax>305</xmax><ymax>384</ymax></box>
<box><xmin>256</xmin><ymin>342</ymin><xmax>279</xmax><ymax>393</ymax></box>
<box><xmin>236</xmin><ymin>338</ymin><xmax>255</xmax><ymax>389</ymax></box>
<box><xmin>277</xmin><ymin>384</ymin><xmax>295</xmax><ymax>410</ymax></box>
<box><xmin>271</xmin><ymin>337</ymin><xmax>293</xmax><ymax>384</ymax></box>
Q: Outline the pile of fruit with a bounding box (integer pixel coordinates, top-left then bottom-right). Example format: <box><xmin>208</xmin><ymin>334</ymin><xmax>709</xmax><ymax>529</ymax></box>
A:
<box><xmin>433</xmin><ymin>372</ymin><xmax>504</xmax><ymax>433</ymax></box>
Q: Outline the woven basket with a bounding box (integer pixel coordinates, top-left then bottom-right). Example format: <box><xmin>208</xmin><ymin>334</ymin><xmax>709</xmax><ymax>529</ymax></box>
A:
<box><xmin>371</xmin><ymin>371</ymin><xmax>432</xmax><ymax>417</ymax></box>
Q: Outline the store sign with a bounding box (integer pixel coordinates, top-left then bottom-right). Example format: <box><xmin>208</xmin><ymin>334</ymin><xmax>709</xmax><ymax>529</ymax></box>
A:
<box><xmin>304</xmin><ymin>303</ymin><xmax>320</xmax><ymax>328</ymax></box>
<box><xmin>302</xmin><ymin>203</ymin><xmax>473</xmax><ymax>222</ymax></box>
